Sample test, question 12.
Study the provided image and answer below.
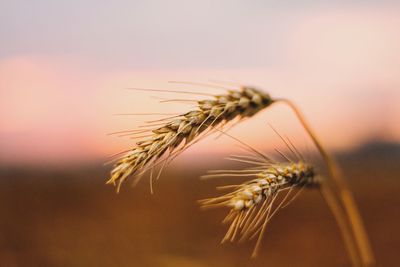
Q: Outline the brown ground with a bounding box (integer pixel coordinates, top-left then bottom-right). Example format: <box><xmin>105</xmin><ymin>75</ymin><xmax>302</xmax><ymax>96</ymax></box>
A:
<box><xmin>0</xmin><ymin>142</ymin><xmax>399</xmax><ymax>267</ymax></box>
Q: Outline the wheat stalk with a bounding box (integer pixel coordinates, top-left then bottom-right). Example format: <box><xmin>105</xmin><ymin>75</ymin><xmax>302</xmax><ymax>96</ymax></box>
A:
<box><xmin>107</xmin><ymin>86</ymin><xmax>273</xmax><ymax>191</ymax></box>
<box><xmin>200</xmin><ymin>160</ymin><xmax>318</xmax><ymax>258</ymax></box>
<box><xmin>274</xmin><ymin>99</ymin><xmax>375</xmax><ymax>266</ymax></box>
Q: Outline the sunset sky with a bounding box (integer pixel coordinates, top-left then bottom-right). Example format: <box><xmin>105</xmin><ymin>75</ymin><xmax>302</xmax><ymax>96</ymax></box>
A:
<box><xmin>1</xmin><ymin>1</ymin><xmax>399</xmax><ymax>166</ymax></box>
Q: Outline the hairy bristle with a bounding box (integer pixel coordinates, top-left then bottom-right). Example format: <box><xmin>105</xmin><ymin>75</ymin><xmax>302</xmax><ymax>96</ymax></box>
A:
<box><xmin>107</xmin><ymin>86</ymin><xmax>273</xmax><ymax>191</ymax></box>
<box><xmin>199</xmin><ymin>161</ymin><xmax>318</xmax><ymax>257</ymax></box>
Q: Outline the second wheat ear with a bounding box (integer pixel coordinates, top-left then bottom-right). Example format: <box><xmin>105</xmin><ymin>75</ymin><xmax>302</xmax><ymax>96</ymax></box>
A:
<box><xmin>108</xmin><ymin>83</ymin><xmax>375</xmax><ymax>266</ymax></box>
<box><xmin>200</xmin><ymin>151</ymin><xmax>318</xmax><ymax>258</ymax></box>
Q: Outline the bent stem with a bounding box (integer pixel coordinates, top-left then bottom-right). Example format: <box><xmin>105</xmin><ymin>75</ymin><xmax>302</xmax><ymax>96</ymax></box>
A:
<box><xmin>275</xmin><ymin>98</ymin><xmax>375</xmax><ymax>267</ymax></box>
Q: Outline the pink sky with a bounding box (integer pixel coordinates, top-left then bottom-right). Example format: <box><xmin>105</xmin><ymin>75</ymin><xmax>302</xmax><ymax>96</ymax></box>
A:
<box><xmin>1</xmin><ymin>4</ymin><xmax>399</xmax><ymax>166</ymax></box>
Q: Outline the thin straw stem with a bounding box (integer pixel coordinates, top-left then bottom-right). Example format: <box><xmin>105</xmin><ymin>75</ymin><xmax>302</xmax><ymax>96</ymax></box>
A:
<box><xmin>320</xmin><ymin>184</ymin><xmax>361</xmax><ymax>267</ymax></box>
<box><xmin>275</xmin><ymin>98</ymin><xmax>375</xmax><ymax>267</ymax></box>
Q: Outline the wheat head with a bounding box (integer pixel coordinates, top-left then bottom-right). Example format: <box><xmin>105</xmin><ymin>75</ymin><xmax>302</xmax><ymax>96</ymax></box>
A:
<box><xmin>200</xmin><ymin>157</ymin><xmax>318</xmax><ymax>257</ymax></box>
<box><xmin>107</xmin><ymin>86</ymin><xmax>273</xmax><ymax>191</ymax></box>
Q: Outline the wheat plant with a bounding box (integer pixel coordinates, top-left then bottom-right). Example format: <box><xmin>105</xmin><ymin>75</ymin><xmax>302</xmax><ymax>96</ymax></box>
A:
<box><xmin>108</xmin><ymin>82</ymin><xmax>375</xmax><ymax>266</ymax></box>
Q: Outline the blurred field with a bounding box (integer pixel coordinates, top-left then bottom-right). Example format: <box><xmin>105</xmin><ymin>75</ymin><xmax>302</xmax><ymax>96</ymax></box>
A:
<box><xmin>0</xmin><ymin>142</ymin><xmax>399</xmax><ymax>267</ymax></box>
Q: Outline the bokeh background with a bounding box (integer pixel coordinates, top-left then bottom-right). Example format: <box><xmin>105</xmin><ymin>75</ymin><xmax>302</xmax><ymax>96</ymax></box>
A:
<box><xmin>1</xmin><ymin>1</ymin><xmax>399</xmax><ymax>266</ymax></box>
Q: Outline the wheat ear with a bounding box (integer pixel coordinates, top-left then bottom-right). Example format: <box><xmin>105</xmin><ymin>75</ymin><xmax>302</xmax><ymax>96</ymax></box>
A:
<box><xmin>200</xmin><ymin>159</ymin><xmax>318</xmax><ymax>258</ymax></box>
<box><xmin>198</xmin><ymin>127</ymin><xmax>319</xmax><ymax>258</ymax></box>
<box><xmin>107</xmin><ymin>87</ymin><xmax>273</xmax><ymax>191</ymax></box>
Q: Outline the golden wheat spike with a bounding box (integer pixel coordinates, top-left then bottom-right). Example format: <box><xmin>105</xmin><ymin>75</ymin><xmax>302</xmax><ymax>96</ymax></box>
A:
<box><xmin>199</xmin><ymin>159</ymin><xmax>318</xmax><ymax>257</ymax></box>
<box><xmin>107</xmin><ymin>86</ymin><xmax>273</xmax><ymax>191</ymax></box>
